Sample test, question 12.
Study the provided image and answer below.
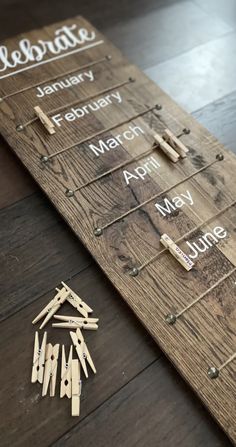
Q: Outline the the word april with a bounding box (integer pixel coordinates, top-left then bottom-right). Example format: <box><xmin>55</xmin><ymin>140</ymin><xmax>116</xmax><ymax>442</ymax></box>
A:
<box><xmin>123</xmin><ymin>157</ymin><xmax>160</xmax><ymax>185</ymax></box>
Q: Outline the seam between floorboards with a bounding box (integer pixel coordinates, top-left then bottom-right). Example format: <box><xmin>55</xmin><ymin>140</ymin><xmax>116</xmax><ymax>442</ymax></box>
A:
<box><xmin>144</xmin><ymin>29</ymin><xmax>236</xmax><ymax>73</ymax></box>
<box><xmin>51</xmin><ymin>357</ymin><xmax>161</xmax><ymax>446</ymax></box>
<box><xmin>0</xmin><ymin>191</ymin><xmax>37</xmax><ymax>213</ymax></box>
<box><xmin>192</xmin><ymin>89</ymin><xmax>236</xmax><ymax>116</ymax></box>
<box><xmin>2</xmin><ymin>212</ymin><xmax>87</xmax><ymax>256</ymax></box>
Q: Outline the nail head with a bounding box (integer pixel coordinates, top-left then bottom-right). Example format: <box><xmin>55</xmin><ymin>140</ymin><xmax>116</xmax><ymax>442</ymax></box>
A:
<box><xmin>165</xmin><ymin>313</ymin><xmax>177</xmax><ymax>325</ymax></box>
<box><xmin>216</xmin><ymin>153</ymin><xmax>224</xmax><ymax>161</ymax></box>
<box><xmin>16</xmin><ymin>124</ymin><xmax>24</xmax><ymax>132</ymax></box>
<box><xmin>207</xmin><ymin>366</ymin><xmax>219</xmax><ymax>379</ymax></box>
<box><xmin>40</xmin><ymin>155</ymin><xmax>49</xmax><ymax>163</ymax></box>
<box><xmin>94</xmin><ymin>227</ymin><xmax>103</xmax><ymax>237</ymax></box>
<box><xmin>65</xmin><ymin>189</ymin><xmax>74</xmax><ymax>197</ymax></box>
<box><xmin>129</xmin><ymin>267</ymin><xmax>139</xmax><ymax>277</ymax></box>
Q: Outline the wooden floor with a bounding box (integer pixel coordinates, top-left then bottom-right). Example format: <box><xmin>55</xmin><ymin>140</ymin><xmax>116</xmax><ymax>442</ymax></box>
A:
<box><xmin>1</xmin><ymin>0</ymin><xmax>236</xmax><ymax>445</ymax></box>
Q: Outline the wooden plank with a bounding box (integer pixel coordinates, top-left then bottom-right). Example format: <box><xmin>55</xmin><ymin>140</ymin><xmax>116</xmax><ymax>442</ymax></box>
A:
<box><xmin>0</xmin><ymin>266</ymin><xmax>158</xmax><ymax>447</ymax></box>
<box><xmin>0</xmin><ymin>16</ymin><xmax>236</xmax><ymax>443</ymax></box>
<box><xmin>194</xmin><ymin>0</ymin><xmax>236</xmax><ymax>27</ymax></box>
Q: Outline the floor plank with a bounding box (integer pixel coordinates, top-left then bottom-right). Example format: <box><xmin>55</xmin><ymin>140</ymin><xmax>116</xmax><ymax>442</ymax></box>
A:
<box><xmin>54</xmin><ymin>359</ymin><xmax>232</xmax><ymax>447</ymax></box>
<box><xmin>0</xmin><ymin>265</ymin><xmax>158</xmax><ymax>447</ymax></box>
<box><xmin>193</xmin><ymin>90</ymin><xmax>236</xmax><ymax>154</ymax></box>
<box><xmin>104</xmin><ymin>1</ymin><xmax>232</xmax><ymax>68</ymax></box>
<box><xmin>146</xmin><ymin>32</ymin><xmax>236</xmax><ymax>112</ymax></box>
<box><xmin>194</xmin><ymin>0</ymin><xmax>236</xmax><ymax>27</ymax></box>
<box><xmin>0</xmin><ymin>141</ymin><xmax>36</xmax><ymax>210</ymax></box>
<box><xmin>0</xmin><ymin>0</ymin><xmax>36</xmax><ymax>39</ymax></box>
<box><xmin>0</xmin><ymin>194</ymin><xmax>91</xmax><ymax>320</ymax></box>
<box><xmin>28</xmin><ymin>0</ymin><xmax>179</xmax><ymax>31</ymax></box>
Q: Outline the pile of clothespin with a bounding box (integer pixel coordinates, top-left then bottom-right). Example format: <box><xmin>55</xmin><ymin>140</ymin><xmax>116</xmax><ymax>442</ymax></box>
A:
<box><xmin>153</xmin><ymin>128</ymin><xmax>189</xmax><ymax>163</ymax></box>
<box><xmin>31</xmin><ymin>281</ymin><xmax>98</xmax><ymax>416</ymax></box>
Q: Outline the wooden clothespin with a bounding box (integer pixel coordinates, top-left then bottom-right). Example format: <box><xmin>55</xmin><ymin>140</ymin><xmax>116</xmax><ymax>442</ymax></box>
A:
<box><xmin>163</xmin><ymin>128</ymin><xmax>189</xmax><ymax>158</ymax></box>
<box><xmin>160</xmin><ymin>233</ymin><xmax>194</xmax><ymax>271</ymax></box>
<box><xmin>153</xmin><ymin>133</ymin><xmax>179</xmax><ymax>163</ymax></box>
<box><xmin>34</xmin><ymin>106</ymin><xmax>55</xmax><ymax>135</ymax></box>
<box><xmin>59</xmin><ymin>282</ymin><xmax>93</xmax><ymax>317</ymax></box>
<box><xmin>42</xmin><ymin>343</ymin><xmax>60</xmax><ymax>396</ymax></box>
<box><xmin>71</xmin><ymin>359</ymin><xmax>82</xmax><ymax>417</ymax></box>
<box><xmin>53</xmin><ymin>315</ymin><xmax>99</xmax><ymax>330</ymax></box>
<box><xmin>60</xmin><ymin>345</ymin><xmax>73</xmax><ymax>398</ymax></box>
<box><xmin>32</xmin><ymin>287</ymin><xmax>70</xmax><ymax>329</ymax></box>
<box><xmin>70</xmin><ymin>328</ymin><xmax>96</xmax><ymax>378</ymax></box>
<box><xmin>31</xmin><ymin>331</ymin><xmax>47</xmax><ymax>383</ymax></box>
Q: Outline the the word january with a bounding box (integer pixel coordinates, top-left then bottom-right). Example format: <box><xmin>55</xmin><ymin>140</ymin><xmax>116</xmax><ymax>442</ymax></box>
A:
<box><xmin>51</xmin><ymin>91</ymin><xmax>122</xmax><ymax>126</ymax></box>
<box><xmin>155</xmin><ymin>190</ymin><xmax>194</xmax><ymax>216</ymax></box>
<box><xmin>36</xmin><ymin>70</ymin><xmax>94</xmax><ymax>97</ymax></box>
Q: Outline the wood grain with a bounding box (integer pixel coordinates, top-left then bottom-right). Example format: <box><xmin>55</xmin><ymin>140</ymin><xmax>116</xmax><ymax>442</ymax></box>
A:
<box><xmin>0</xmin><ymin>16</ymin><xmax>236</xmax><ymax>444</ymax></box>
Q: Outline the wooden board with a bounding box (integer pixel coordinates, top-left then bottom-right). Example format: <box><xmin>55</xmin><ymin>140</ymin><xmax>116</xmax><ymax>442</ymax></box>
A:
<box><xmin>0</xmin><ymin>15</ymin><xmax>236</xmax><ymax>444</ymax></box>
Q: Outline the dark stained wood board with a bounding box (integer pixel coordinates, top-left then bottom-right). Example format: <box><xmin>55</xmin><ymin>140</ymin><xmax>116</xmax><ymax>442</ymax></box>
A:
<box><xmin>0</xmin><ymin>15</ymin><xmax>236</xmax><ymax>444</ymax></box>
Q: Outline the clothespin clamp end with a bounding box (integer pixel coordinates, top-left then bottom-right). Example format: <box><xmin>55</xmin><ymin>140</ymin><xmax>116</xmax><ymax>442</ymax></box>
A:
<box><xmin>160</xmin><ymin>233</ymin><xmax>194</xmax><ymax>271</ymax></box>
<box><xmin>153</xmin><ymin>133</ymin><xmax>179</xmax><ymax>163</ymax></box>
<box><xmin>71</xmin><ymin>359</ymin><xmax>82</xmax><ymax>416</ymax></box>
<box><xmin>34</xmin><ymin>105</ymin><xmax>55</xmax><ymax>135</ymax></box>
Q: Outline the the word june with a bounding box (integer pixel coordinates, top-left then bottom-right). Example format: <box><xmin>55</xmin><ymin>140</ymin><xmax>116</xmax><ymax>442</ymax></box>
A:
<box><xmin>186</xmin><ymin>226</ymin><xmax>227</xmax><ymax>259</ymax></box>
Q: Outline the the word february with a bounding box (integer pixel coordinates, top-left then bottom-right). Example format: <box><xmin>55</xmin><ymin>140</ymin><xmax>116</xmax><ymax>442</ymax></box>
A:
<box><xmin>51</xmin><ymin>91</ymin><xmax>122</xmax><ymax>126</ymax></box>
<box><xmin>0</xmin><ymin>25</ymin><xmax>96</xmax><ymax>73</ymax></box>
<box><xmin>36</xmin><ymin>70</ymin><xmax>94</xmax><ymax>97</ymax></box>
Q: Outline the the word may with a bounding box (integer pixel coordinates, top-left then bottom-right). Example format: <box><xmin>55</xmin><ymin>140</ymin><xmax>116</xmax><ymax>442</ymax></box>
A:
<box><xmin>155</xmin><ymin>190</ymin><xmax>194</xmax><ymax>216</ymax></box>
